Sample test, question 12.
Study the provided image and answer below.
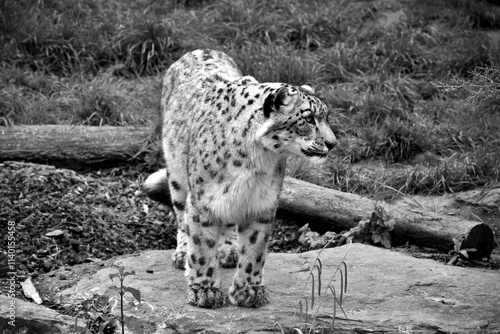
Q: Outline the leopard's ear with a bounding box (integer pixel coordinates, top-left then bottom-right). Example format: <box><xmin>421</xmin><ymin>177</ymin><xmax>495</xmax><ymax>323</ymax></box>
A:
<box><xmin>263</xmin><ymin>86</ymin><xmax>294</xmax><ymax>118</ymax></box>
<box><xmin>300</xmin><ymin>84</ymin><xmax>315</xmax><ymax>94</ymax></box>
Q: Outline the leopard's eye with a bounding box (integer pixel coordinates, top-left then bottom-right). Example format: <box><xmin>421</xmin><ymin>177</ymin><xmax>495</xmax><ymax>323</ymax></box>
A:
<box><xmin>304</xmin><ymin>114</ymin><xmax>315</xmax><ymax>124</ymax></box>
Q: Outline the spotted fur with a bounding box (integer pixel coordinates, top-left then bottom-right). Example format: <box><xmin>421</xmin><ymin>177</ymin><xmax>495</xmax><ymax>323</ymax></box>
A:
<box><xmin>143</xmin><ymin>49</ymin><xmax>336</xmax><ymax>308</ymax></box>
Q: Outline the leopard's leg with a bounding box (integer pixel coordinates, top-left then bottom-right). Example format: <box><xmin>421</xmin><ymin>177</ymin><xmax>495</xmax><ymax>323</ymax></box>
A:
<box><xmin>184</xmin><ymin>195</ymin><xmax>225</xmax><ymax>308</ymax></box>
<box><xmin>218</xmin><ymin>224</ymin><xmax>238</xmax><ymax>268</ymax></box>
<box><xmin>172</xmin><ymin>222</ymin><xmax>189</xmax><ymax>269</ymax></box>
<box><xmin>168</xmin><ymin>174</ymin><xmax>189</xmax><ymax>269</ymax></box>
<box><xmin>228</xmin><ymin>217</ymin><xmax>274</xmax><ymax>308</ymax></box>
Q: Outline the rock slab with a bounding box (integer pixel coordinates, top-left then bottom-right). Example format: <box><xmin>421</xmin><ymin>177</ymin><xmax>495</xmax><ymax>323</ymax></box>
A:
<box><xmin>0</xmin><ymin>295</ymin><xmax>85</xmax><ymax>333</ymax></box>
<box><xmin>31</xmin><ymin>244</ymin><xmax>499</xmax><ymax>333</ymax></box>
<box><xmin>3</xmin><ymin>244</ymin><xmax>499</xmax><ymax>333</ymax></box>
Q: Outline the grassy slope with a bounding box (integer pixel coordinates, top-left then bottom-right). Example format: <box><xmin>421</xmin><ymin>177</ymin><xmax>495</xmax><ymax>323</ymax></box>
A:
<box><xmin>1</xmin><ymin>0</ymin><xmax>499</xmax><ymax>196</ymax></box>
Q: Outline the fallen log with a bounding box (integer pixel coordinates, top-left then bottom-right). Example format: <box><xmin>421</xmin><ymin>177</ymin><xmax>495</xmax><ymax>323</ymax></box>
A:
<box><xmin>280</xmin><ymin>178</ymin><xmax>495</xmax><ymax>255</ymax></box>
<box><xmin>0</xmin><ymin>125</ymin><xmax>494</xmax><ymax>253</ymax></box>
<box><xmin>0</xmin><ymin>125</ymin><xmax>153</xmax><ymax>169</ymax></box>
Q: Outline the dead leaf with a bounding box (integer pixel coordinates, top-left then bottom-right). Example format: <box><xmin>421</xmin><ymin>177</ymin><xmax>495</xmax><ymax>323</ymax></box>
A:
<box><xmin>20</xmin><ymin>277</ymin><xmax>43</xmax><ymax>304</ymax></box>
<box><xmin>45</xmin><ymin>229</ymin><xmax>65</xmax><ymax>237</ymax></box>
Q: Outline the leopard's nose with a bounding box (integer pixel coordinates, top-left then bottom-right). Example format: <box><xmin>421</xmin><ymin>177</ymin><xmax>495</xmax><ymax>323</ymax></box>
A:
<box><xmin>325</xmin><ymin>140</ymin><xmax>336</xmax><ymax>150</ymax></box>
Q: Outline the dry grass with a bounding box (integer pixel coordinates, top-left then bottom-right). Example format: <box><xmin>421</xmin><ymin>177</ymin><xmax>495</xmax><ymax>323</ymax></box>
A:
<box><xmin>1</xmin><ymin>0</ymin><xmax>499</xmax><ymax>195</ymax></box>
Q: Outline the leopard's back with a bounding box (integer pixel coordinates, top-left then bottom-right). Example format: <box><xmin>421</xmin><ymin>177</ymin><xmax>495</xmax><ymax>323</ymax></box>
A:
<box><xmin>161</xmin><ymin>49</ymin><xmax>242</xmax><ymax>112</ymax></box>
<box><xmin>161</xmin><ymin>50</ymin><xmax>243</xmax><ymax>172</ymax></box>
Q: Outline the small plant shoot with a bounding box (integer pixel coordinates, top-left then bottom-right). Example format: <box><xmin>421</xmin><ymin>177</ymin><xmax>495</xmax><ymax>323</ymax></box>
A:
<box><xmin>109</xmin><ymin>266</ymin><xmax>142</xmax><ymax>334</ymax></box>
<box><xmin>286</xmin><ymin>240</ymin><xmax>351</xmax><ymax>333</ymax></box>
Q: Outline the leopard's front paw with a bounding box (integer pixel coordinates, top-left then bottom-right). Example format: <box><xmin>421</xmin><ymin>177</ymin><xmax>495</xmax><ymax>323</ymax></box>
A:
<box><xmin>171</xmin><ymin>251</ymin><xmax>186</xmax><ymax>269</ymax></box>
<box><xmin>186</xmin><ymin>284</ymin><xmax>226</xmax><ymax>308</ymax></box>
<box><xmin>229</xmin><ymin>284</ymin><xmax>269</xmax><ymax>308</ymax></box>
<box><xmin>218</xmin><ymin>243</ymin><xmax>238</xmax><ymax>268</ymax></box>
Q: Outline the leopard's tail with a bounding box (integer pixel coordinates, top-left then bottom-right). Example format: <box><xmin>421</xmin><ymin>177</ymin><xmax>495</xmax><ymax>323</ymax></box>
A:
<box><xmin>143</xmin><ymin>169</ymin><xmax>171</xmax><ymax>205</ymax></box>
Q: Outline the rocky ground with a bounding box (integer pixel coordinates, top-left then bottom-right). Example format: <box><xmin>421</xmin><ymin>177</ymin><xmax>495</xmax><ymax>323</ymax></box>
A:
<box><xmin>3</xmin><ymin>245</ymin><xmax>500</xmax><ymax>334</ymax></box>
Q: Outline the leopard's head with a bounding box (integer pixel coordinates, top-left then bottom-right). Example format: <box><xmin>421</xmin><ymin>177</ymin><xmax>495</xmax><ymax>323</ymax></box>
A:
<box><xmin>256</xmin><ymin>84</ymin><xmax>336</xmax><ymax>163</ymax></box>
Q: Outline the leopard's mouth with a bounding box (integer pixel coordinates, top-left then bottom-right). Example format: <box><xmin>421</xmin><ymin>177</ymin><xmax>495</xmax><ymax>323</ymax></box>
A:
<box><xmin>301</xmin><ymin>149</ymin><xmax>328</xmax><ymax>158</ymax></box>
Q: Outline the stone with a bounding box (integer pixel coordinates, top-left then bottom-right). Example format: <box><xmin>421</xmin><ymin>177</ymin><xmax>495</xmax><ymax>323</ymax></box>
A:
<box><xmin>0</xmin><ymin>295</ymin><xmax>85</xmax><ymax>333</ymax></box>
<box><xmin>28</xmin><ymin>244</ymin><xmax>500</xmax><ymax>333</ymax></box>
<box><xmin>20</xmin><ymin>277</ymin><xmax>42</xmax><ymax>304</ymax></box>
